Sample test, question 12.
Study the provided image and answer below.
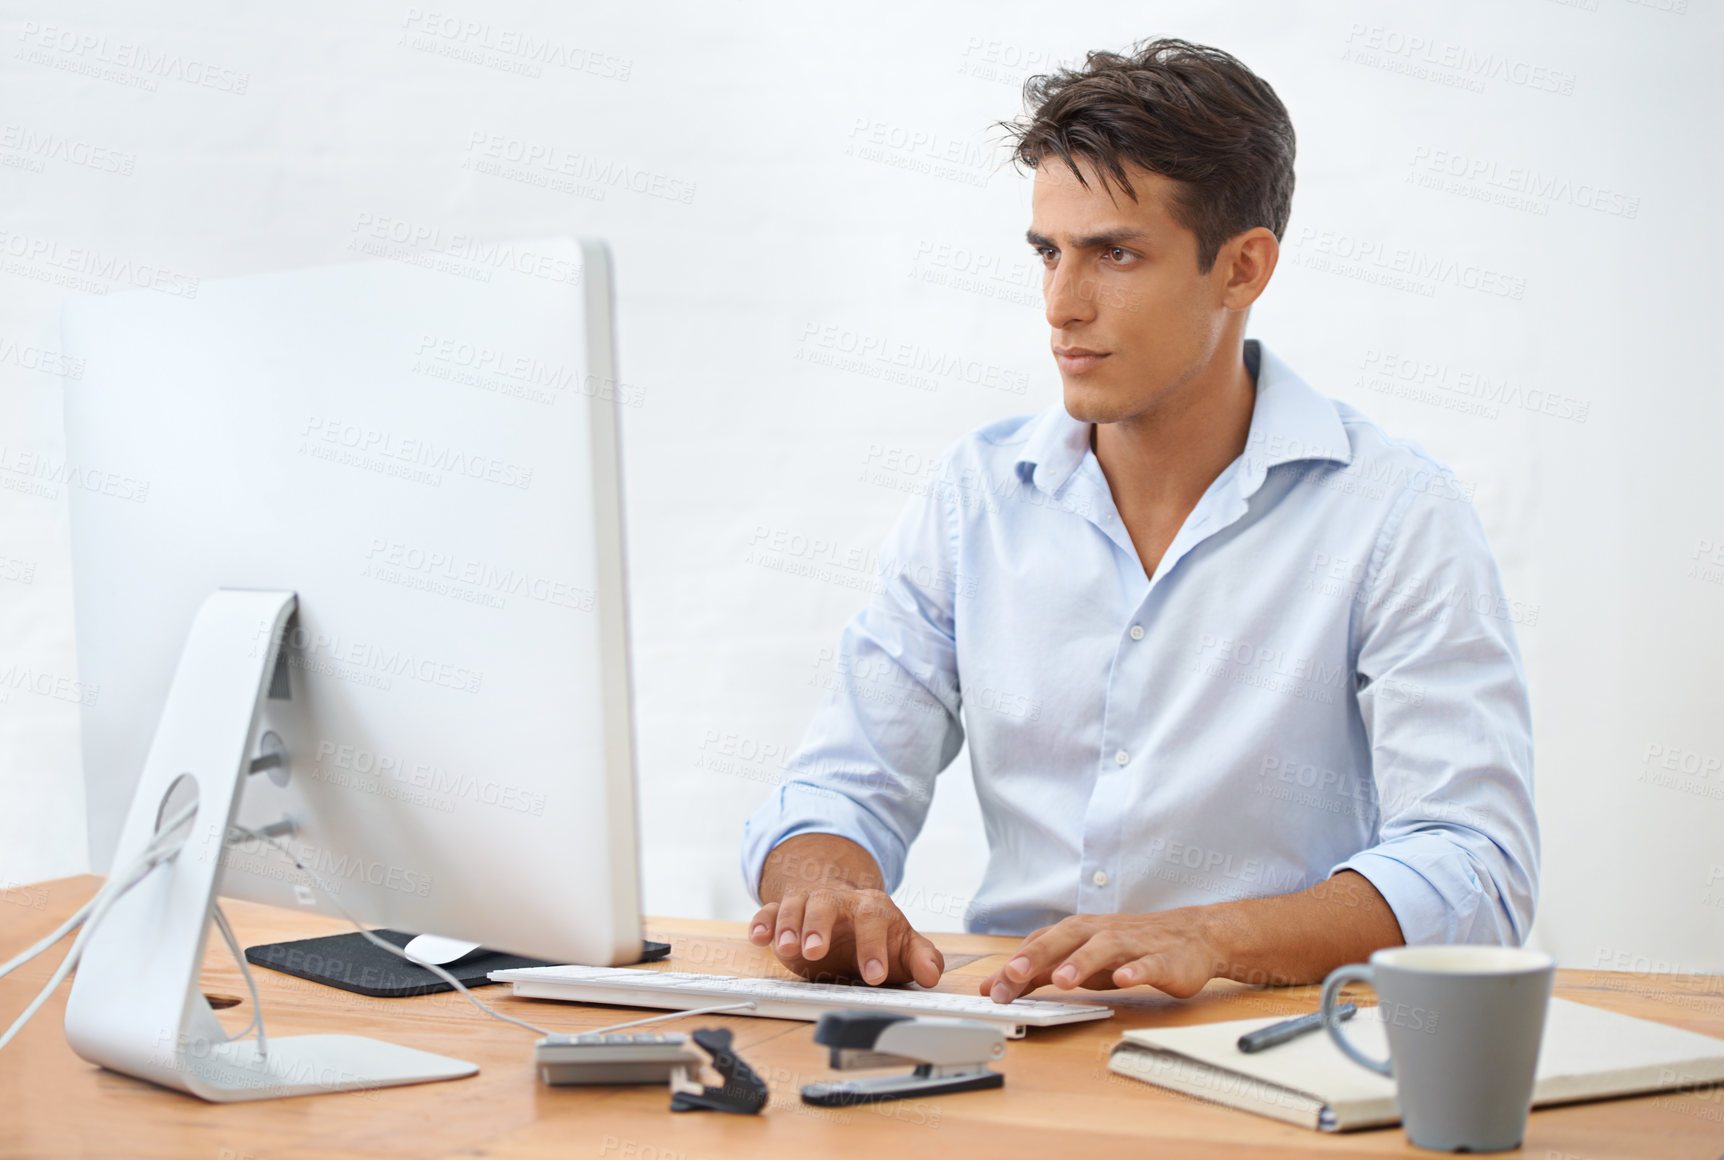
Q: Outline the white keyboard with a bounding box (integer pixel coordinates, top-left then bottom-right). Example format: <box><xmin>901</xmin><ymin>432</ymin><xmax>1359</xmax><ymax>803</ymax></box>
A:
<box><xmin>489</xmin><ymin>964</ymin><xmax>1114</xmax><ymax>1038</ymax></box>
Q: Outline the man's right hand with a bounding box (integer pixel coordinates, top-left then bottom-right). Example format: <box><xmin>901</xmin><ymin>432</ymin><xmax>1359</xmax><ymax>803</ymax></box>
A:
<box><xmin>749</xmin><ymin>834</ymin><xmax>944</xmax><ymax>988</ymax></box>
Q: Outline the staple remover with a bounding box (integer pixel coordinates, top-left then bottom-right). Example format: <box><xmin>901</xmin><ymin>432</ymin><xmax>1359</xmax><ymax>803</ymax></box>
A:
<box><xmin>668</xmin><ymin>1027</ymin><xmax>769</xmax><ymax>1114</ymax></box>
<box><xmin>799</xmin><ymin>1010</ymin><xmax>1006</xmax><ymax>1106</ymax></box>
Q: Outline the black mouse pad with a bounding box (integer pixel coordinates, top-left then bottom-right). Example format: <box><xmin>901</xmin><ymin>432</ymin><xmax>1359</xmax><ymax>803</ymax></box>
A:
<box><xmin>245</xmin><ymin>930</ymin><xmax>672</xmax><ymax>997</ymax></box>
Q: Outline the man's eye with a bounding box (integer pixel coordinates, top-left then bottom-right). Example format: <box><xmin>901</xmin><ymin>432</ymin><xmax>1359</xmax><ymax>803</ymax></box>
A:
<box><xmin>1105</xmin><ymin>247</ymin><xmax>1130</xmax><ymax>262</ymax></box>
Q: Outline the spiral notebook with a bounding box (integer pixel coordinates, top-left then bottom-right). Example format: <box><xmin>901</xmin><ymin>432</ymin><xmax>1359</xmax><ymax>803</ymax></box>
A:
<box><xmin>1107</xmin><ymin>997</ymin><xmax>1724</xmax><ymax>1132</ymax></box>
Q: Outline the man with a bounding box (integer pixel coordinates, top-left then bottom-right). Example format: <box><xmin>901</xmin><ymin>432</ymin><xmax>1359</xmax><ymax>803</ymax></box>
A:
<box><xmin>740</xmin><ymin>39</ymin><xmax>1537</xmax><ymax>1005</ymax></box>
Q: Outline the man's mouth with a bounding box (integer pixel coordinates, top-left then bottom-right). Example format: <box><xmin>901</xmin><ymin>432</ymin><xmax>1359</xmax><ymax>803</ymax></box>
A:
<box><xmin>1054</xmin><ymin>347</ymin><xmax>1109</xmax><ymax>375</ymax></box>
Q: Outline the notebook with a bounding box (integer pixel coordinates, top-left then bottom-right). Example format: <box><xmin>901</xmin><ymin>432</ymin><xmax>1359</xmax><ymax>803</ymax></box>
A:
<box><xmin>1107</xmin><ymin>997</ymin><xmax>1724</xmax><ymax>1132</ymax></box>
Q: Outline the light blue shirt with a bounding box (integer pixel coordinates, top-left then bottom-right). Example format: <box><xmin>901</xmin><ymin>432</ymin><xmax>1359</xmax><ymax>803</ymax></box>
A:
<box><xmin>741</xmin><ymin>340</ymin><xmax>1538</xmax><ymax>946</ymax></box>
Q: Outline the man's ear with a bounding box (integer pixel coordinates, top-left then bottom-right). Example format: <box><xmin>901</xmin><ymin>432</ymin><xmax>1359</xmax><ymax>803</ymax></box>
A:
<box><xmin>1219</xmin><ymin>227</ymin><xmax>1279</xmax><ymax>311</ymax></box>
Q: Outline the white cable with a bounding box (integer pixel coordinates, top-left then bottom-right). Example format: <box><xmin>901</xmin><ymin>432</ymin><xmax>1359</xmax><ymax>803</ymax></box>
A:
<box><xmin>227</xmin><ymin>822</ymin><xmax>559</xmax><ymax>1036</ymax></box>
<box><xmin>0</xmin><ymin>806</ymin><xmax>197</xmax><ymax>1053</ymax></box>
<box><xmin>0</xmin><ymin>801</ymin><xmax>196</xmax><ymax>986</ymax></box>
<box><xmin>211</xmin><ymin>903</ymin><xmax>268</xmax><ymax>1057</ymax></box>
<box><xmin>226</xmin><ymin>822</ymin><xmax>756</xmax><ymax>1040</ymax></box>
<box><xmin>0</xmin><ymin>897</ymin><xmax>96</xmax><ymax>984</ymax></box>
<box><xmin>585</xmin><ymin>1003</ymin><xmax>759</xmax><ymax>1036</ymax></box>
<box><xmin>3</xmin><ymin>803</ymin><xmax>761</xmax><ymax>1058</ymax></box>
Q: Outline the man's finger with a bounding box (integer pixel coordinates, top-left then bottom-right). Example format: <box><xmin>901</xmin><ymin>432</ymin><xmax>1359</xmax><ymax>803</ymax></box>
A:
<box><xmin>989</xmin><ymin>965</ymin><xmax>1058</xmax><ymax>1004</ymax></box>
<box><xmin>1113</xmin><ymin>952</ymin><xmax>1171</xmax><ymax>989</ymax></box>
<box><xmin>748</xmin><ymin>903</ymin><xmax>778</xmax><ymax>945</ymax></box>
<box><xmin>1050</xmin><ymin>929</ymin><xmax>1135</xmax><ymax>988</ymax></box>
<box><xmin>849</xmin><ymin>895</ymin><xmax>891</xmax><ymax>985</ymax></box>
<box><xmin>1001</xmin><ymin>918</ymin><xmax>1096</xmax><ymax>985</ymax></box>
<box><xmin>1078</xmin><ymin>967</ymin><xmax>1121</xmax><ymax>990</ymax></box>
<box><xmin>907</xmin><ymin>933</ymin><xmax>944</xmax><ymax>988</ymax></box>
<box><xmin>772</xmin><ymin>893</ymin><xmax>807</xmax><ymax>958</ymax></box>
<box><xmin>1116</xmin><ymin>951</ymin><xmax>1209</xmax><ymax>998</ymax></box>
<box><xmin>800</xmin><ymin>890</ymin><xmax>839</xmax><ymax>961</ymax></box>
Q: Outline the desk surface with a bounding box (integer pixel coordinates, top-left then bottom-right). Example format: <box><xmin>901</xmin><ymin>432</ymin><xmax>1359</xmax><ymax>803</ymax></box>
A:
<box><xmin>3</xmin><ymin>875</ymin><xmax>1722</xmax><ymax>1159</ymax></box>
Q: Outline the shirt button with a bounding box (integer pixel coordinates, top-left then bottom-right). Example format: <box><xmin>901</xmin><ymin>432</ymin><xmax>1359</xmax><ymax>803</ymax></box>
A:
<box><xmin>1115</xmin><ymin>750</ymin><xmax>1129</xmax><ymax>766</ymax></box>
<box><xmin>1092</xmin><ymin>870</ymin><xmax>1108</xmax><ymax>887</ymax></box>
<box><xmin>1129</xmin><ymin>625</ymin><xmax>1145</xmax><ymax>640</ymax></box>
<box><xmin>1102</xmin><ymin>512</ymin><xmax>1114</xmax><ymax>522</ymax></box>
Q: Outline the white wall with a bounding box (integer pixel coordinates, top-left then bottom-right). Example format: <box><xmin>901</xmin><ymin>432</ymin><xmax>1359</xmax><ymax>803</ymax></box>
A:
<box><xmin>2</xmin><ymin>0</ymin><xmax>1719</xmax><ymax>973</ymax></box>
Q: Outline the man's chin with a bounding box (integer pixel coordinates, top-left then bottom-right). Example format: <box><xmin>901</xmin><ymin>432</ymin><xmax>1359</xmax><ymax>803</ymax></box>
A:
<box><xmin>1061</xmin><ymin>379</ymin><xmax>1129</xmax><ymax>425</ymax></box>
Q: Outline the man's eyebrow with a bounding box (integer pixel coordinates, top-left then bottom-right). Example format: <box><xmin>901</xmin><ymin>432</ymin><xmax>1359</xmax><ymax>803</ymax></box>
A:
<box><xmin>1025</xmin><ymin>228</ymin><xmax>1152</xmax><ymax>250</ymax></box>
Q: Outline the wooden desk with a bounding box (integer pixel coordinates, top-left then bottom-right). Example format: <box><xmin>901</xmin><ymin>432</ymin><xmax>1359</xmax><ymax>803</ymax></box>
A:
<box><xmin>3</xmin><ymin>875</ymin><xmax>1721</xmax><ymax>1159</ymax></box>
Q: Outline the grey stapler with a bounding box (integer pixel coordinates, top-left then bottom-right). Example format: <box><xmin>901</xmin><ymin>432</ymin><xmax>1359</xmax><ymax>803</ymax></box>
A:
<box><xmin>799</xmin><ymin>1010</ymin><xmax>1007</xmax><ymax>1106</ymax></box>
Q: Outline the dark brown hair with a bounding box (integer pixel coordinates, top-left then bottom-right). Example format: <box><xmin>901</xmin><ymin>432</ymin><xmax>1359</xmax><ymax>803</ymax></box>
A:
<box><xmin>1001</xmin><ymin>38</ymin><xmax>1296</xmax><ymax>273</ymax></box>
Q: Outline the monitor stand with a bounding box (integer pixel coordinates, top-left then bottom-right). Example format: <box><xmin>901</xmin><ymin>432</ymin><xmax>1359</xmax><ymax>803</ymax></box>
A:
<box><xmin>62</xmin><ymin>589</ymin><xmax>478</xmax><ymax>1102</ymax></box>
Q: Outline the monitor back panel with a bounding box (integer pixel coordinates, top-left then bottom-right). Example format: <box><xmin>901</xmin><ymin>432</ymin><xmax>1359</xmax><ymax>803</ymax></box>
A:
<box><xmin>59</xmin><ymin>238</ymin><xmax>642</xmax><ymax>966</ymax></box>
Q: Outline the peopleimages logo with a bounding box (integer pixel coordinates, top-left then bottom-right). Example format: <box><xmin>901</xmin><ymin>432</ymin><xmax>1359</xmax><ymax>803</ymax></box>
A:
<box><xmin>256</xmin><ymin>620</ymin><xmax>484</xmax><ymax>696</ymax></box>
<box><xmin>1341</xmin><ymin>24</ymin><xmax>1578</xmax><ymax>96</ymax></box>
<box><xmin>796</xmin><ymin>321</ymin><xmax>1031</xmax><ymax>395</ymax></box>
<box><xmin>1289</xmin><ymin>226</ymin><xmax>1526</xmax><ymax>300</ymax></box>
<box><xmin>15</xmin><ymin>22</ymin><xmax>251</xmax><ymax>94</ymax></box>
<box><xmin>0</xmin><ymin>334</ymin><xmax>84</xmax><ymax>378</ymax></box>
<box><xmin>283</xmin><ymin>841</ymin><xmax>433</xmax><ymax>897</ymax></box>
<box><xmin>414</xmin><ymin>333</ymin><xmax>646</xmax><ymax>406</ymax></box>
<box><xmin>347</xmin><ymin>212</ymin><xmax>585</xmax><ymax>285</ymax></box>
<box><xmin>362</xmin><ymin>536</ymin><xmax>594</xmax><ymax>613</ymax></box>
<box><xmin>464</xmin><ymin>131</ymin><xmax>695</xmax><ymax>204</ymax></box>
<box><xmin>299</xmin><ymin>415</ymin><xmax>533</xmax><ymax>491</ymax></box>
<box><xmin>0</xmin><ymin>442</ymin><xmax>150</xmax><ymax>503</ymax></box>
<box><xmin>313</xmin><ymin>740</ymin><xmax>548</xmax><ymax>816</ymax></box>
<box><xmin>0</xmin><ymin>123</ymin><xmax>136</xmax><ymax>175</ymax></box>
<box><xmin>1406</xmin><ymin>146</ymin><xmax>1639</xmax><ymax>219</ymax></box>
<box><xmin>0</xmin><ymin>664</ymin><xmax>99</xmax><ymax>706</ymax></box>
<box><xmin>1357</xmin><ymin>349</ymin><xmax>1590</xmax><ymax>425</ymax></box>
<box><xmin>0</xmin><ymin>226</ymin><xmax>199</xmax><ymax>298</ymax></box>
<box><xmin>400</xmin><ymin>9</ymin><xmax>633</xmax><ymax>81</ymax></box>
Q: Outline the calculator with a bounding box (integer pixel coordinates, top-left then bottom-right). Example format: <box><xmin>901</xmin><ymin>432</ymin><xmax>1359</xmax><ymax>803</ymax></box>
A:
<box><xmin>533</xmin><ymin>1031</ymin><xmax>700</xmax><ymax>1085</ymax></box>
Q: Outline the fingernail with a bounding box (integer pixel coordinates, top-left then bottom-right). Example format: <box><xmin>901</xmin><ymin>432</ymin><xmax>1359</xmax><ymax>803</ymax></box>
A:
<box><xmin>1118</xmin><ymin>966</ymin><xmax>1139</xmax><ymax>984</ymax></box>
<box><xmin>990</xmin><ymin>982</ymin><xmax>1012</xmax><ymax>1004</ymax></box>
<box><xmin>1053</xmin><ymin>965</ymin><xmax>1077</xmax><ymax>986</ymax></box>
<box><xmin>777</xmin><ymin>930</ymin><xmax>797</xmax><ymax>951</ymax></box>
<box><xmin>803</xmin><ymin>933</ymin><xmax>823</xmax><ymax>954</ymax></box>
<box><xmin>1007</xmin><ymin>955</ymin><xmax>1031</xmax><ymax>978</ymax></box>
<box><xmin>864</xmin><ymin>959</ymin><xmax>884</xmax><ymax>983</ymax></box>
<box><xmin>750</xmin><ymin>924</ymin><xmax>767</xmax><ymax>940</ymax></box>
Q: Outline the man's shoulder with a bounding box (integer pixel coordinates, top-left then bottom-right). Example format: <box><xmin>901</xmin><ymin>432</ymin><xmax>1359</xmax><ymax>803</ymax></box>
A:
<box><xmin>1332</xmin><ymin>399</ymin><xmax>1448</xmax><ymax>471</ymax></box>
<box><xmin>1310</xmin><ymin>399</ymin><xmax>1477</xmax><ymax>508</ymax></box>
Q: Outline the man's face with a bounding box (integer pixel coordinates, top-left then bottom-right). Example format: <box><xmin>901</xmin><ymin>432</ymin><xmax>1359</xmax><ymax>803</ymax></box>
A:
<box><xmin>1028</xmin><ymin>158</ymin><xmax>1242</xmax><ymax>424</ymax></box>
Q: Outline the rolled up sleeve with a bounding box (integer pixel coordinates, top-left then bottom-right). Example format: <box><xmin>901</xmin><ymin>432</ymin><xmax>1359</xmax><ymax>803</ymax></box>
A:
<box><xmin>739</xmin><ymin>471</ymin><xmax>967</xmax><ymax>904</ymax></box>
<box><xmin>1331</xmin><ymin>474</ymin><xmax>1540</xmax><ymax>946</ymax></box>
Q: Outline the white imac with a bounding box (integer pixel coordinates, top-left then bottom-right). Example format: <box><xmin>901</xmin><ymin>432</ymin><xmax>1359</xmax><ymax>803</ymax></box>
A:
<box><xmin>54</xmin><ymin>237</ymin><xmax>644</xmax><ymax>1100</ymax></box>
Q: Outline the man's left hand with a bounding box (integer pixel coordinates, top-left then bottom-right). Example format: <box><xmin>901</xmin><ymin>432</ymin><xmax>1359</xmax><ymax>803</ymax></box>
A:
<box><xmin>979</xmin><ymin>908</ymin><xmax>1225</xmax><ymax>1003</ymax></box>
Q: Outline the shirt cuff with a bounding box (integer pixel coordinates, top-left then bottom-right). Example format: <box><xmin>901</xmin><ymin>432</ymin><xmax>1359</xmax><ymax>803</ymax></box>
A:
<box><xmin>1330</xmin><ymin>848</ymin><xmax>1462</xmax><ymax>947</ymax></box>
<box><xmin>739</xmin><ymin>783</ymin><xmax>910</xmax><ymax>907</ymax></box>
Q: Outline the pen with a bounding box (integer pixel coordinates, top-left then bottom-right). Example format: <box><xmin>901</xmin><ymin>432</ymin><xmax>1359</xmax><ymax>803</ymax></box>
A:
<box><xmin>1236</xmin><ymin>1003</ymin><xmax>1357</xmax><ymax>1053</ymax></box>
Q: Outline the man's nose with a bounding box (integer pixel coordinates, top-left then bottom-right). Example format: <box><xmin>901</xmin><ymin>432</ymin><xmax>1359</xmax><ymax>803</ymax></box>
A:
<box><xmin>1044</xmin><ymin>262</ymin><xmax>1097</xmax><ymax>331</ymax></box>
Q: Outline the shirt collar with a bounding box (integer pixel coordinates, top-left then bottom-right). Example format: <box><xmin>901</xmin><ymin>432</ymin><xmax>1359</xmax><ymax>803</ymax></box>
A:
<box><xmin>1016</xmin><ymin>339</ymin><xmax>1352</xmax><ymax>497</ymax></box>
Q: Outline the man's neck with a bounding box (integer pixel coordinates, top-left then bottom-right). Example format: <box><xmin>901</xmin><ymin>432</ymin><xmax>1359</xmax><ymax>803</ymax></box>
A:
<box><xmin>1090</xmin><ymin>343</ymin><xmax>1258</xmax><ymax>578</ymax></box>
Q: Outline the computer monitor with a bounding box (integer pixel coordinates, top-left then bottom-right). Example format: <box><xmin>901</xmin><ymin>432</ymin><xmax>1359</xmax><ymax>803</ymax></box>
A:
<box><xmin>54</xmin><ymin>237</ymin><xmax>644</xmax><ymax>1099</ymax></box>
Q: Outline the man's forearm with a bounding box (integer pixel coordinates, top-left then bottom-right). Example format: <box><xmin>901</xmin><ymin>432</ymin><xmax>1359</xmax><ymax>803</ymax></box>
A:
<box><xmin>757</xmin><ymin>833</ymin><xmax>884</xmax><ymax>903</ymax></box>
<box><xmin>1198</xmin><ymin>869</ymin><xmax>1405</xmax><ymax>985</ymax></box>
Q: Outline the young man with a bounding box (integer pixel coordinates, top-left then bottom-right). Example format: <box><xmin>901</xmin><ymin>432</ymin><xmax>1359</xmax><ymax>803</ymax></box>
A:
<box><xmin>740</xmin><ymin>39</ymin><xmax>1537</xmax><ymax>1004</ymax></box>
